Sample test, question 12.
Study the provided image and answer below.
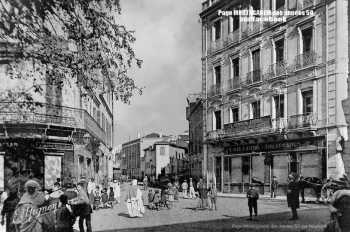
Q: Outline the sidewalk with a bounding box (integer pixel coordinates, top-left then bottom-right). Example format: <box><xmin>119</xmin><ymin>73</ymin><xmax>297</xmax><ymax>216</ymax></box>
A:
<box><xmin>217</xmin><ymin>192</ymin><xmax>317</xmax><ymax>202</ymax></box>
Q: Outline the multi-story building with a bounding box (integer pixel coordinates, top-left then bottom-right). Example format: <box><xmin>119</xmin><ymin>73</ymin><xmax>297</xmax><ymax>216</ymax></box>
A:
<box><xmin>0</xmin><ymin>41</ymin><xmax>115</xmax><ymax>190</ymax></box>
<box><xmin>144</xmin><ymin>141</ymin><xmax>188</xmax><ymax>180</ymax></box>
<box><xmin>200</xmin><ymin>0</ymin><xmax>349</xmax><ymax>194</ymax></box>
<box><xmin>121</xmin><ymin>133</ymin><xmax>168</xmax><ymax>180</ymax></box>
<box><xmin>186</xmin><ymin>94</ymin><xmax>204</xmax><ymax>179</ymax></box>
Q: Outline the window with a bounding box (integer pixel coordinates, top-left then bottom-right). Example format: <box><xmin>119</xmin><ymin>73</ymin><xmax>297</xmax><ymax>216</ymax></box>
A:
<box><xmin>251</xmin><ymin>101</ymin><xmax>261</xmax><ymax>119</ymax></box>
<box><xmin>288</xmin><ymin>0</ymin><xmax>297</xmax><ymax>10</ymax></box>
<box><xmin>274</xmin><ymin>95</ymin><xmax>284</xmax><ymax>118</ymax></box>
<box><xmin>214</xmin><ymin>65</ymin><xmax>221</xmax><ymax>84</ymax></box>
<box><xmin>242</xmin><ymin>156</ymin><xmax>250</xmax><ymax>175</ymax></box>
<box><xmin>302</xmin><ymin>90</ymin><xmax>313</xmax><ymax>115</ymax></box>
<box><xmin>229</xmin><ymin>15</ymin><xmax>240</xmax><ymax>32</ymax></box>
<box><xmin>276</xmin><ymin>0</ymin><xmax>285</xmax><ymax>10</ymax></box>
<box><xmin>251</xmin><ymin>0</ymin><xmax>260</xmax><ymax>10</ymax></box>
<box><xmin>213</xmin><ymin>20</ymin><xmax>221</xmax><ymax>40</ymax></box>
<box><xmin>97</xmin><ymin>110</ymin><xmax>101</xmax><ymax>125</ymax></box>
<box><xmin>275</xmin><ymin>39</ymin><xmax>284</xmax><ymax>63</ymax></box>
<box><xmin>101</xmin><ymin>113</ymin><xmax>105</xmax><ymax>131</ymax></box>
<box><xmin>213</xmin><ymin>110</ymin><xmax>222</xmax><ymax>130</ymax></box>
<box><xmin>230</xmin><ymin>107</ymin><xmax>239</xmax><ymax>123</ymax></box>
<box><xmin>93</xmin><ymin>107</ymin><xmax>97</xmax><ymax>120</ymax></box>
<box><xmin>252</xmin><ymin>49</ymin><xmax>260</xmax><ymax>71</ymax></box>
<box><xmin>302</xmin><ymin>28</ymin><xmax>312</xmax><ymax>53</ymax></box>
<box><xmin>160</xmin><ymin>147</ymin><xmax>165</xmax><ymax>156</ymax></box>
<box><xmin>231</xmin><ymin>58</ymin><xmax>239</xmax><ymax>78</ymax></box>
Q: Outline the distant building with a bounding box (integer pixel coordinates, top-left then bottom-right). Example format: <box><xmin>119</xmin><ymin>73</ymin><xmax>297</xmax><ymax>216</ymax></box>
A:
<box><xmin>144</xmin><ymin>141</ymin><xmax>188</xmax><ymax>180</ymax></box>
<box><xmin>121</xmin><ymin>133</ymin><xmax>169</xmax><ymax>180</ymax></box>
<box><xmin>186</xmin><ymin>94</ymin><xmax>204</xmax><ymax>179</ymax></box>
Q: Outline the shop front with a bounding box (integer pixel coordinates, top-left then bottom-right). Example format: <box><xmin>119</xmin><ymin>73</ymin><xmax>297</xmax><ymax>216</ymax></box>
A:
<box><xmin>0</xmin><ymin>138</ymin><xmax>73</xmax><ymax>192</ymax></box>
<box><xmin>212</xmin><ymin>136</ymin><xmax>326</xmax><ymax>195</ymax></box>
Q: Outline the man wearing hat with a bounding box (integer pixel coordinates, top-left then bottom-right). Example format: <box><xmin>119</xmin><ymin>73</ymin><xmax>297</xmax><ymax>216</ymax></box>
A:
<box><xmin>271</xmin><ymin>176</ymin><xmax>278</xmax><ymax>198</ymax></box>
<box><xmin>246</xmin><ymin>183</ymin><xmax>259</xmax><ymax>220</ymax></box>
<box><xmin>287</xmin><ymin>174</ymin><xmax>300</xmax><ymax>220</ymax></box>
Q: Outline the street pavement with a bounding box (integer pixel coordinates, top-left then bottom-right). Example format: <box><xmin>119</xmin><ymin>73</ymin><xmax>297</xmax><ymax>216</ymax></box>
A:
<box><xmin>84</xmin><ymin>184</ymin><xmax>330</xmax><ymax>232</ymax></box>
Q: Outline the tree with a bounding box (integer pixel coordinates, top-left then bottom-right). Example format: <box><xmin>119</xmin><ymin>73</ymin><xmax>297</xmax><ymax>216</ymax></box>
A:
<box><xmin>0</xmin><ymin>0</ymin><xmax>142</xmax><ymax>107</ymax></box>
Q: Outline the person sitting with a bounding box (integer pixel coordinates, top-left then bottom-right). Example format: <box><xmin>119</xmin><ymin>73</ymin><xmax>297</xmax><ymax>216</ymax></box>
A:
<box><xmin>326</xmin><ymin>189</ymin><xmax>350</xmax><ymax>232</ymax></box>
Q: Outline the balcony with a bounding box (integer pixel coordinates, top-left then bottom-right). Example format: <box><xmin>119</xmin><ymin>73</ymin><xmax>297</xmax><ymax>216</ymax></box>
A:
<box><xmin>223</xmin><ymin>116</ymin><xmax>272</xmax><ymax>137</ymax></box>
<box><xmin>246</xmin><ymin>70</ymin><xmax>261</xmax><ymax>85</ymax></box>
<box><xmin>0</xmin><ymin>102</ymin><xmax>107</xmax><ymax>143</ymax></box>
<box><xmin>287</xmin><ymin>114</ymin><xmax>317</xmax><ymax>129</ymax></box>
<box><xmin>249</xmin><ymin>23</ymin><xmax>261</xmax><ymax>35</ymax></box>
<box><xmin>298</xmin><ymin>0</ymin><xmax>314</xmax><ymax>9</ymax></box>
<box><xmin>294</xmin><ymin>51</ymin><xmax>318</xmax><ymax>70</ymax></box>
<box><xmin>208</xmin><ymin>84</ymin><xmax>222</xmax><ymax>97</ymax></box>
<box><xmin>207</xmin><ymin>114</ymin><xmax>319</xmax><ymax>141</ymax></box>
<box><xmin>264</xmin><ymin>61</ymin><xmax>288</xmax><ymax>81</ymax></box>
<box><xmin>225</xmin><ymin>78</ymin><xmax>240</xmax><ymax>93</ymax></box>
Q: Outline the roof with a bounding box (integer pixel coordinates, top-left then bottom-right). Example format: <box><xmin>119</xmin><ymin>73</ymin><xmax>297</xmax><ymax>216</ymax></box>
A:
<box><xmin>154</xmin><ymin>141</ymin><xmax>188</xmax><ymax>150</ymax></box>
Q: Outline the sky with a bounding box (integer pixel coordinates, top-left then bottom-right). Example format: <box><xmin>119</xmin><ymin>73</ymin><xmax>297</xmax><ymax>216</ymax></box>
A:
<box><xmin>115</xmin><ymin>0</ymin><xmax>202</xmax><ymax>145</ymax></box>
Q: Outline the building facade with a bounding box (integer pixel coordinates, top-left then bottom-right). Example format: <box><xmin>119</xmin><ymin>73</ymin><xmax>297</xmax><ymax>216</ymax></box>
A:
<box><xmin>121</xmin><ymin>133</ymin><xmax>168</xmax><ymax>180</ymax></box>
<box><xmin>0</xmin><ymin>41</ymin><xmax>115</xmax><ymax>191</ymax></box>
<box><xmin>186</xmin><ymin>94</ymin><xmax>204</xmax><ymax>179</ymax></box>
<box><xmin>144</xmin><ymin>141</ymin><xmax>188</xmax><ymax>180</ymax></box>
<box><xmin>200</xmin><ymin>0</ymin><xmax>349</xmax><ymax>194</ymax></box>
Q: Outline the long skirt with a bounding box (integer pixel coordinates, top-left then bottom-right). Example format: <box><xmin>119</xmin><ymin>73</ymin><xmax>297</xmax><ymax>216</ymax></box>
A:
<box><xmin>127</xmin><ymin>199</ymin><xmax>143</xmax><ymax>218</ymax></box>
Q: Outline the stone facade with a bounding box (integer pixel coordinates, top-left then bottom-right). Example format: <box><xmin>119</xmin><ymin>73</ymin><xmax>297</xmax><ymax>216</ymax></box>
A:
<box><xmin>200</xmin><ymin>0</ymin><xmax>349</xmax><ymax>194</ymax></box>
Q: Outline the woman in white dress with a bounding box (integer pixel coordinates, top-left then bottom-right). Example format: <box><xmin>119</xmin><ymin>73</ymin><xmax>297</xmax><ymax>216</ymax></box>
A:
<box><xmin>125</xmin><ymin>180</ymin><xmax>144</xmax><ymax>218</ymax></box>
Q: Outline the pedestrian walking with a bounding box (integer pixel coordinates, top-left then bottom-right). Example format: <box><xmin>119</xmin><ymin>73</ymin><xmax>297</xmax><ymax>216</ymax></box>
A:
<box><xmin>208</xmin><ymin>181</ymin><xmax>217</xmax><ymax>210</ymax></box>
<box><xmin>126</xmin><ymin>179</ymin><xmax>145</xmax><ymax>218</ymax></box>
<box><xmin>287</xmin><ymin>174</ymin><xmax>300</xmax><ymax>220</ymax></box>
<box><xmin>55</xmin><ymin>194</ymin><xmax>75</xmax><ymax>232</ymax></box>
<box><xmin>143</xmin><ymin>175</ymin><xmax>148</xmax><ymax>190</ymax></box>
<box><xmin>1</xmin><ymin>189</ymin><xmax>19</xmax><ymax>232</ymax></box>
<box><xmin>189</xmin><ymin>178</ymin><xmax>196</xmax><ymax>199</ymax></box>
<box><xmin>108</xmin><ymin>187</ymin><xmax>115</xmax><ymax>207</ymax></box>
<box><xmin>246</xmin><ymin>184</ymin><xmax>259</xmax><ymax>220</ymax></box>
<box><xmin>115</xmin><ymin>181</ymin><xmax>121</xmax><ymax>204</ymax></box>
<box><xmin>87</xmin><ymin>178</ymin><xmax>96</xmax><ymax>207</ymax></box>
<box><xmin>181</xmin><ymin>180</ymin><xmax>188</xmax><ymax>198</ymax></box>
<box><xmin>197</xmin><ymin>178</ymin><xmax>206</xmax><ymax>209</ymax></box>
<box><xmin>271</xmin><ymin>176</ymin><xmax>278</xmax><ymax>198</ymax></box>
<box><xmin>70</xmin><ymin>182</ymin><xmax>92</xmax><ymax>232</ymax></box>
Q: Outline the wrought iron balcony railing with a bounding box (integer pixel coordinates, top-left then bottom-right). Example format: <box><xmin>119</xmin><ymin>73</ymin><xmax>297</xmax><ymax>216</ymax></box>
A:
<box><xmin>287</xmin><ymin>114</ymin><xmax>317</xmax><ymax>129</ymax></box>
<box><xmin>207</xmin><ymin>114</ymin><xmax>319</xmax><ymax>141</ymax></box>
<box><xmin>0</xmin><ymin>102</ymin><xmax>107</xmax><ymax>143</ymax></box>
<box><xmin>208</xmin><ymin>84</ymin><xmax>222</xmax><ymax>97</ymax></box>
<box><xmin>210</xmin><ymin>39</ymin><xmax>224</xmax><ymax>53</ymax></box>
<box><xmin>246</xmin><ymin>70</ymin><xmax>261</xmax><ymax>85</ymax></box>
<box><xmin>264</xmin><ymin>61</ymin><xmax>288</xmax><ymax>80</ymax></box>
<box><xmin>295</xmin><ymin>51</ymin><xmax>318</xmax><ymax>70</ymax></box>
<box><xmin>225</xmin><ymin>78</ymin><xmax>240</xmax><ymax>92</ymax></box>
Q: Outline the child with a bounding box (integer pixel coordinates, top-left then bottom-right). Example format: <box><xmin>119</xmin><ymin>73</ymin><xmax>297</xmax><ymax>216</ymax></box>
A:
<box><xmin>246</xmin><ymin>184</ymin><xmax>259</xmax><ymax>220</ymax></box>
<box><xmin>208</xmin><ymin>182</ymin><xmax>217</xmax><ymax>210</ymax></box>
<box><xmin>101</xmin><ymin>188</ymin><xmax>109</xmax><ymax>208</ymax></box>
<box><xmin>1</xmin><ymin>190</ymin><xmax>19</xmax><ymax>232</ymax></box>
<box><xmin>93</xmin><ymin>186</ymin><xmax>101</xmax><ymax>210</ymax></box>
<box><xmin>55</xmin><ymin>194</ymin><xmax>75</xmax><ymax>232</ymax></box>
<box><xmin>153</xmin><ymin>190</ymin><xmax>161</xmax><ymax>211</ymax></box>
<box><xmin>108</xmin><ymin>187</ymin><xmax>115</xmax><ymax>208</ymax></box>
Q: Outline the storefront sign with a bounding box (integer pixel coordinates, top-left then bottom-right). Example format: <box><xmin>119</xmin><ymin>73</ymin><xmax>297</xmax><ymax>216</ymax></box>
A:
<box><xmin>225</xmin><ymin>137</ymin><xmax>324</xmax><ymax>154</ymax></box>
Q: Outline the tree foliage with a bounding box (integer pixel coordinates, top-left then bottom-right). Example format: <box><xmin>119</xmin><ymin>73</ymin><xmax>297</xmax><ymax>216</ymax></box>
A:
<box><xmin>0</xmin><ymin>0</ymin><xmax>142</xmax><ymax>104</ymax></box>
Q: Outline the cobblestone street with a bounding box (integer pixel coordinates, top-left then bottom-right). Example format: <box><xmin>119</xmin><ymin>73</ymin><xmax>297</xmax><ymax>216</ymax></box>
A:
<box><xmin>81</xmin><ymin>184</ymin><xmax>330</xmax><ymax>232</ymax></box>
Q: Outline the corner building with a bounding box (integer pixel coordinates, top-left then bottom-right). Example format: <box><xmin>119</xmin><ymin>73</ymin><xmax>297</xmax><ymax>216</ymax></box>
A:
<box><xmin>200</xmin><ymin>0</ymin><xmax>349</xmax><ymax>195</ymax></box>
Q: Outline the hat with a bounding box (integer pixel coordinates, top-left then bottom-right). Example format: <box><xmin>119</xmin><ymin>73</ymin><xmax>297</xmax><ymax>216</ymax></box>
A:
<box><xmin>24</xmin><ymin>180</ymin><xmax>40</xmax><ymax>189</ymax></box>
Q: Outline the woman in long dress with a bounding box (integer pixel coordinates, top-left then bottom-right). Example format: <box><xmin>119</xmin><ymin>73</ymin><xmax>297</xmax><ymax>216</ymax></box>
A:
<box><xmin>126</xmin><ymin>180</ymin><xmax>144</xmax><ymax>218</ymax></box>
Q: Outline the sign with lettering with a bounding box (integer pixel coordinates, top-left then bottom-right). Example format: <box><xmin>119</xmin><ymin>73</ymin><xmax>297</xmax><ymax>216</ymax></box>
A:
<box><xmin>225</xmin><ymin>137</ymin><xmax>324</xmax><ymax>154</ymax></box>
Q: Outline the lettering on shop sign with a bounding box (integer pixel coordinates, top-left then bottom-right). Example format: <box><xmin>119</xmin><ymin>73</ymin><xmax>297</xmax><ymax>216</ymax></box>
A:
<box><xmin>225</xmin><ymin>138</ymin><xmax>322</xmax><ymax>154</ymax></box>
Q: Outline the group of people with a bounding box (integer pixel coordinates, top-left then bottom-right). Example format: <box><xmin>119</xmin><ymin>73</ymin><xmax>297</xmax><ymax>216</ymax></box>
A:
<box><xmin>86</xmin><ymin>178</ymin><xmax>121</xmax><ymax>210</ymax></box>
<box><xmin>181</xmin><ymin>178</ymin><xmax>217</xmax><ymax>210</ymax></box>
<box><xmin>1</xmin><ymin>179</ymin><xmax>93</xmax><ymax>232</ymax></box>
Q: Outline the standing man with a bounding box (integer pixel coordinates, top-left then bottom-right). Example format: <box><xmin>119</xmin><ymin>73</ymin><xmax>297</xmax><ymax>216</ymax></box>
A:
<box><xmin>287</xmin><ymin>174</ymin><xmax>300</xmax><ymax>220</ymax></box>
<box><xmin>246</xmin><ymin>184</ymin><xmax>259</xmax><ymax>220</ymax></box>
<box><xmin>271</xmin><ymin>176</ymin><xmax>278</xmax><ymax>198</ymax></box>
<box><xmin>87</xmin><ymin>178</ymin><xmax>96</xmax><ymax>208</ymax></box>
<box><xmin>143</xmin><ymin>175</ymin><xmax>148</xmax><ymax>190</ymax></box>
